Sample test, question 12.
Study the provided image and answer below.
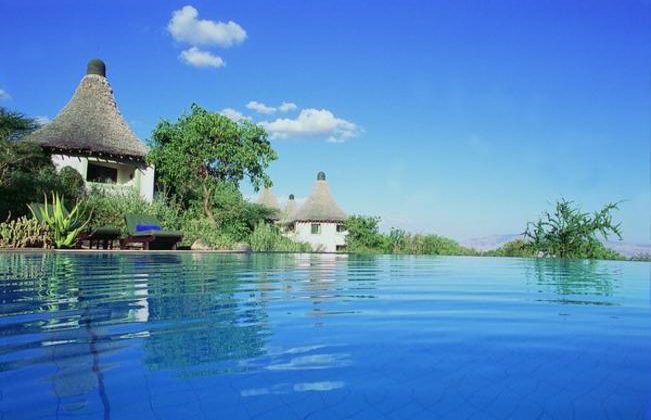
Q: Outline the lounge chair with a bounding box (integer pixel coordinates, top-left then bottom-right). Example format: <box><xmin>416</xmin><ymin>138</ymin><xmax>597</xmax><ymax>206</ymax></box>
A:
<box><xmin>29</xmin><ymin>202</ymin><xmax>121</xmax><ymax>249</ymax></box>
<box><xmin>121</xmin><ymin>214</ymin><xmax>183</xmax><ymax>250</ymax></box>
<box><xmin>81</xmin><ymin>226</ymin><xmax>122</xmax><ymax>249</ymax></box>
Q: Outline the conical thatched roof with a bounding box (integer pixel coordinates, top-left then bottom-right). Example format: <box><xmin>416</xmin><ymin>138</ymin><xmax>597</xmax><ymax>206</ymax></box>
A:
<box><xmin>25</xmin><ymin>59</ymin><xmax>149</xmax><ymax>161</ymax></box>
<box><xmin>283</xmin><ymin>194</ymin><xmax>298</xmax><ymax>223</ymax></box>
<box><xmin>292</xmin><ymin>172</ymin><xmax>346</xmax><ymax>223</ymax></box>
<box><xmin>257</xmin><ymin>187</ymin><xmax>280</xmax><ymax>209</ymax></box>
<box><xmin>257</xmin><ymin>187</ymin><xmax>281</xmax><ymax>220</ymax></box>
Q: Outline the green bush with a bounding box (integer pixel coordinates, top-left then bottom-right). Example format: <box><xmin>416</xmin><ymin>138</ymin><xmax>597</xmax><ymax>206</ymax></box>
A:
<box><xmin>484</xmin><ymin>239</ymin><xmax>536</xmax><ymax>257</ymax></box>
<box><xmin>178</xmin><ymin>216</ymin><xmax>237</xmax><ymax>249</ymax></box>
<box><xmin>525</xmin><ymin>199</ymin><xmax>624</xmax><ymax>259</ymax></box>
<box><xmin>79</xmin><ymin>189</ymin><xmax>262</xmax><ymax>249</ymax></box>
<box><xmin>0</xmin><ymin>139</ymin><xmax>86</xmax><ymax>220</ymax></box>
<box><xmin>0</xmin><ymin>216</ymin><xmax>50</xmax><ymax>248</ymax></box>
<box><xmin>344</xmin><ymin>215</ymin><xmax>476</xmax><ymax>256</ymax></box>
<box><xmin>386</xmin><ymin>228</ymin><xmax>477</xmax><ymax>256</ymax></box>
<box><xmin>249</xmin><ymin>223</ymin><xmax>311</xmax><ymax>252</ymax></box>
<box><xmin>80</xmin><ymin>189</ymin><xmax>182</xmax><ymax>235</ymax></box>
<box><xmin>344</xmin><ymin>215</ymin><xmax>387</xmax><ymax>252</ymax></box>
<box><xmin>58</xmin><ymin>166</ymin><xmax>86</xmax><ymax>199</ymax></box>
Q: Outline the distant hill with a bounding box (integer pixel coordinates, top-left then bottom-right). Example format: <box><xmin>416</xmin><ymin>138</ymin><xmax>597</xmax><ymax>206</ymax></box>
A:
<box><xmin>461</xmin><ymin>234</ymin><xmax>522</xmax><ymax>252</ymax></box>
<box><xmin>603</xmin><ymin>241</ymin><xmax>651</xmax><ymax>258</ymax></box>
<box><xmin>462</xmin><ymin>234</ymin><xmax>651</xmax><ymax>258</ymax></box>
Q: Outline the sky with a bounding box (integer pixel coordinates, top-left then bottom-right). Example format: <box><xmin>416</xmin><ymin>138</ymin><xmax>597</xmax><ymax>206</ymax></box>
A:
<box><xmin>1</xmin><ymin>0</ymin><xmax>649</xmax><ymax>243</ymax></box>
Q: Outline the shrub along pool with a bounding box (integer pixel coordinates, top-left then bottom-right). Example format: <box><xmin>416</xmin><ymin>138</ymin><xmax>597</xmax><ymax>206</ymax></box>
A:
<box><xmin>0</xmin><ymin>252</ymin><xmax>649</xmax><ymax>419</ymax></box>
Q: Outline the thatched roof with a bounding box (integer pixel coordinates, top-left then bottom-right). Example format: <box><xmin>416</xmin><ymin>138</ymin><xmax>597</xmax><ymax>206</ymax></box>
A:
<box><xmin>292</xmin><ymin>172</ymin><xmax>346</xmax><ymax>223</ymax></box>
<box><xmin>257</xmin><ymin>187</ymin><xmax>280</xmax><ymax>209</ymax></box>
<box><xmin>257</xmin><ymin>187</ymin><xmax>281</xmax><ymax>220</ymax></box>
<box><xmin>282</xmin><ymin>194</ymin><xmax>298</xmax><ymax>223</ymax></box>
<box><xmin>25</xmin><ymin>59</ymin><xmax>149</xmax><ymax>161</ymax></box>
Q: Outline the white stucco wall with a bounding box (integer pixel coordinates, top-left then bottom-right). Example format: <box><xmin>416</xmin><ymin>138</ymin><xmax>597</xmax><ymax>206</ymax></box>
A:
<box><xmin>51</xmin><ymin>154</ymin><xmax>155</xmax><ymax>202</ymax></box>
<box><xmin>290</xmin><ymin>222</ymin><xmax>347</xmax><ymax>252</ymax></box>
<box><xmin>52</xmin><ymin>154</ymin><xmax>88</xmax><ymax>177</ymax></box>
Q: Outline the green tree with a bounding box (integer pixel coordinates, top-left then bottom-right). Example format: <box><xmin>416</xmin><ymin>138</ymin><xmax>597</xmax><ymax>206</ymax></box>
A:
<box><xmin>524</xmin><ymin>199</ymin><xmax>623</xmax><ymax>259</ymax></box>
<box><xmin>344</xmin><ymin>215</ymin><xmax>387</xmax><ymax>252</ymax></box>
<box><xmin>0</xmin><ymin>107</ymin><xmax>38</xmax><ymax>143</ymax></box>
<box><xmin>147</xmin><ymin>104</ymin><xmax>277</xmax><ymax>224</ymax></box>
<box><xmin>1</xmin><ymin>107</ymin><xmax>86</xmax><ymax>219</ymax></box>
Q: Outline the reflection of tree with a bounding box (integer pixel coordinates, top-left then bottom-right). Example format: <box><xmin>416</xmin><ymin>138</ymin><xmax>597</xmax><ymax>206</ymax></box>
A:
<box><xmin>527</xmin><ymin>258</ymin><xmax>620</xmax><ymax>303</ymax></box>
<box><xmin>142</xmin><ymin>253</ymin><xmax>270</xmax><ymax>376</ymax></box>
<box><xmin>0</xmin><ymin>252</ymin><xmax>131</xmax><ymax>418</ymax></box>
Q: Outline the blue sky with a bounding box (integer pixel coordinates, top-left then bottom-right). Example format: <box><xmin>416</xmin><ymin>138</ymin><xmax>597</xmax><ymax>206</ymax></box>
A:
<box><xmin>1</xmin><ymin>0</ymin><xmax>649</xmax><ymax>243</ymax></box>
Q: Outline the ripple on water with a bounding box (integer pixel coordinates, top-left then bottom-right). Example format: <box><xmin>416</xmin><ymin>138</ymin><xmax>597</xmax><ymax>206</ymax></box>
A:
<box><xmin>0</xmin><ymin>252</ymin><xmax>649</xmax><ymax>419</ymax></box>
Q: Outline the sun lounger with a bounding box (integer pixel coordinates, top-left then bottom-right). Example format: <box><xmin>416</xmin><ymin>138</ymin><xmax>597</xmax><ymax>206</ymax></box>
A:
<box><xmin>121</xmin><ymin>214</ymin><xmax>183</xmax><ymax>250</ymax></box>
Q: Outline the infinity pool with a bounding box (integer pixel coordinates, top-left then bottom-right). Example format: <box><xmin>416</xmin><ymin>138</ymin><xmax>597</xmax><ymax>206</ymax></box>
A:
<box><xmin>0</xmin><ymin>252</ymin><xmax>649</xmax><ymax>419</ymax></box>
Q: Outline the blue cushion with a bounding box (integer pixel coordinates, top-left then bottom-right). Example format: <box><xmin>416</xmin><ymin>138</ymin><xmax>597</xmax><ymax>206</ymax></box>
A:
<box><xmin>135</xmin><ymin>224</ymin><xmax>161</xmax><ymax>232</ymax></box>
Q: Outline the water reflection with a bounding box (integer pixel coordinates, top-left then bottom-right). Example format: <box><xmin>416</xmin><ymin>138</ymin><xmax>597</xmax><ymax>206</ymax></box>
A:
<box><xmin>0</xmin><ymin>253</ymin><xmax>642</xmax><ymax>420</ymax></box>
<box><xmin>141</xmin><ymin>253</ymin><xmax>270</xmax><ymax>377</ymax></box>
<box><xmin>525</xmin><ymin>258</ymin><xmax>621</xmax><ymax>305</ymax></box>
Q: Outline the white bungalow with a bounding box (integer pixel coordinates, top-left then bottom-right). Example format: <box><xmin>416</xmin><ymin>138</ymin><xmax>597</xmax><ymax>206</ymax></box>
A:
<box><xmin>26</xmin><ymin>59</ymin><xmax>155</xmax><ymax>202</ymax></box>
<box><xmin>285</xmin><ymin>172</ymin><xmax>347</xmax><ymax>252</ymax></box>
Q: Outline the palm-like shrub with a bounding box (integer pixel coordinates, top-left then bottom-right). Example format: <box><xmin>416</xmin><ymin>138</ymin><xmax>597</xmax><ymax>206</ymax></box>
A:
<box><xmin>29</xmin><ymin>193</ymin><xmax>89</xmax><ymax>249</ymax></box>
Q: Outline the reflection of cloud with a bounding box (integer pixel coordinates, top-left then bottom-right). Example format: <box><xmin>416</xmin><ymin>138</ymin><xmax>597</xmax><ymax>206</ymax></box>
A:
<box><xmin>294</xmin><ymin>381</ymin><xmax>344</xmax><ymax>392</ymax></box>
<box><xmin>241</xmin><ymin>381</ymin><xmax>344</xmax><ymax>397</ymax></box>
<box><xmin>280</xmin><ymin>344</ymin><xmax>327</xmax><ymax>355</ymax></box>
<box><xmin>266</xmin><ymin>353</ymin><xmax>351</xmax><ymax>371</ymax></box>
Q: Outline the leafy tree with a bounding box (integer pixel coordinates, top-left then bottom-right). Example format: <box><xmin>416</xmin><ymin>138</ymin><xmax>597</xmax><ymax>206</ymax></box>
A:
<box><xmin>524</xmin><ymin>199</ymin><xmax>623</xmax><ymax>259</ymax></box>
<box><xmin>484</xmin><ymin>239</ymin><xmax>535</xmax><ymax>257</ymax></box>
<box><xmin>344</xmin><ymin>215</ymin><xmax>387</xmax><ymax>252</ymax></box>
<box><xmin>147</xmin><ymin>104</ymin><xmax>278</xmax><ymax>224</ymax></box>
<box><xmin>417</xmin><ymin>233</ymin><xmax>475</xmax><ymax>256</ymax></box>
<box><xmin>0</xmin><ymin>107</ymin><xmax>85</xmax><ymax>220</ymax></box>
<box><xmin>0</xmin><ymin>144</ymin><xmax>85</xmax><ymax>220</ymax></box>
<box><xmin>0</xmin><ymin>107</ymin><xmax>38</xmax><ymax>143</ymax></box>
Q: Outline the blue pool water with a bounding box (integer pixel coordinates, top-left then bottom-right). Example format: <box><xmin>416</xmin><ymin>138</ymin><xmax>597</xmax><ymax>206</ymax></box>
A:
<box><xmin>0</xmin><ymin>252</ymin><xmax>649</xmax><ymax>419</ymax></box>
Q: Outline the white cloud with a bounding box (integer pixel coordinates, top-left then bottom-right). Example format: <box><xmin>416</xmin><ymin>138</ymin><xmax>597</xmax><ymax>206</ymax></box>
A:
<box><xmin>219</xmin><ymin>108</ymin><xmax>249</xmax><ymax>121</ymax></box>
<box><xmin>246</xmin><ymin>101</ymin><xmax>276</xmax><ymax>115</ymax></box>
<box><xmin>168</xmin><ymin>5</ymin><xmax>246</xmax><ymax>48</ymax></box>
<box><xmin>0</xmin><ymin>89</ymin><xmax>10</xmax><ymax>101</ymax></box>
<box><xmin>179</xmin><ymin>47</ymin><xmax>225</xmax><ymax>68</ymax></box>
<box><xmin>278</xmin><ymin>101</ymin><xmax>297</xmax><ymax>112</ymax></box>
<box><xmin>261</xmin><ymin>108</ymin><xmax>360</xmax><ymax>143</ymax></box>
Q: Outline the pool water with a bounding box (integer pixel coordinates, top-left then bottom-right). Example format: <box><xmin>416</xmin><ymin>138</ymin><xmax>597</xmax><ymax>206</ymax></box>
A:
<box><xmin>0</xmin><ymin>252</ymin><xmax>649</xmax><ymax>419</ymax></box>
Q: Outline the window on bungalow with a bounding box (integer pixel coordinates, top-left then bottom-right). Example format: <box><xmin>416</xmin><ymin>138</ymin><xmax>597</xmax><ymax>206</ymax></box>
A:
<box><xmin>87</xmin><ymin>163</ymin><xmax>117</xmax><ymax>184</ymax></box>
<box><xmin>336</xmin><ymin>224</ymin><xmax>346</xmax><ymax>233</ymax></box>
<box><xmin>311</xmin><ymin>223</ymin><xmax>321</xmax><ymax>234</ymax></box>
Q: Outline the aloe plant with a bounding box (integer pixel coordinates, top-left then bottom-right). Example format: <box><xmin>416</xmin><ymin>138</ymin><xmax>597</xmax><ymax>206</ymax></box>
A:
<box><xmin>28</xmin><ymin>193</ymin><xmax>89</xmax><ymax>249</ymax></box>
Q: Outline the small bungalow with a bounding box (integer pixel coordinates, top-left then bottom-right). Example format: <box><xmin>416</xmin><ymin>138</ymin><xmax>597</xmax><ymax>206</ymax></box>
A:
<box><xmin>25</xmin><ymin>59</ymin><xmax>154</xmax><ymax>202</ymax></box>
<box><xmin>286</xmin><ymin>172</ymin><xmax>347</xmax><ymax>252</ymax></box>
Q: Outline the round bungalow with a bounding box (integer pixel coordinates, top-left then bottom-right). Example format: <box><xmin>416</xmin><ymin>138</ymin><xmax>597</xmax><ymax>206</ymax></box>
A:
<box><xmin>287</xmin><ymin>172</ymin><xmax>347</xmax><ymax>252</ymax></box>
<box><xmin>24</xmin><ymin>59</ymin><xmax>155</xmax><ymax>201</ymax></box>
